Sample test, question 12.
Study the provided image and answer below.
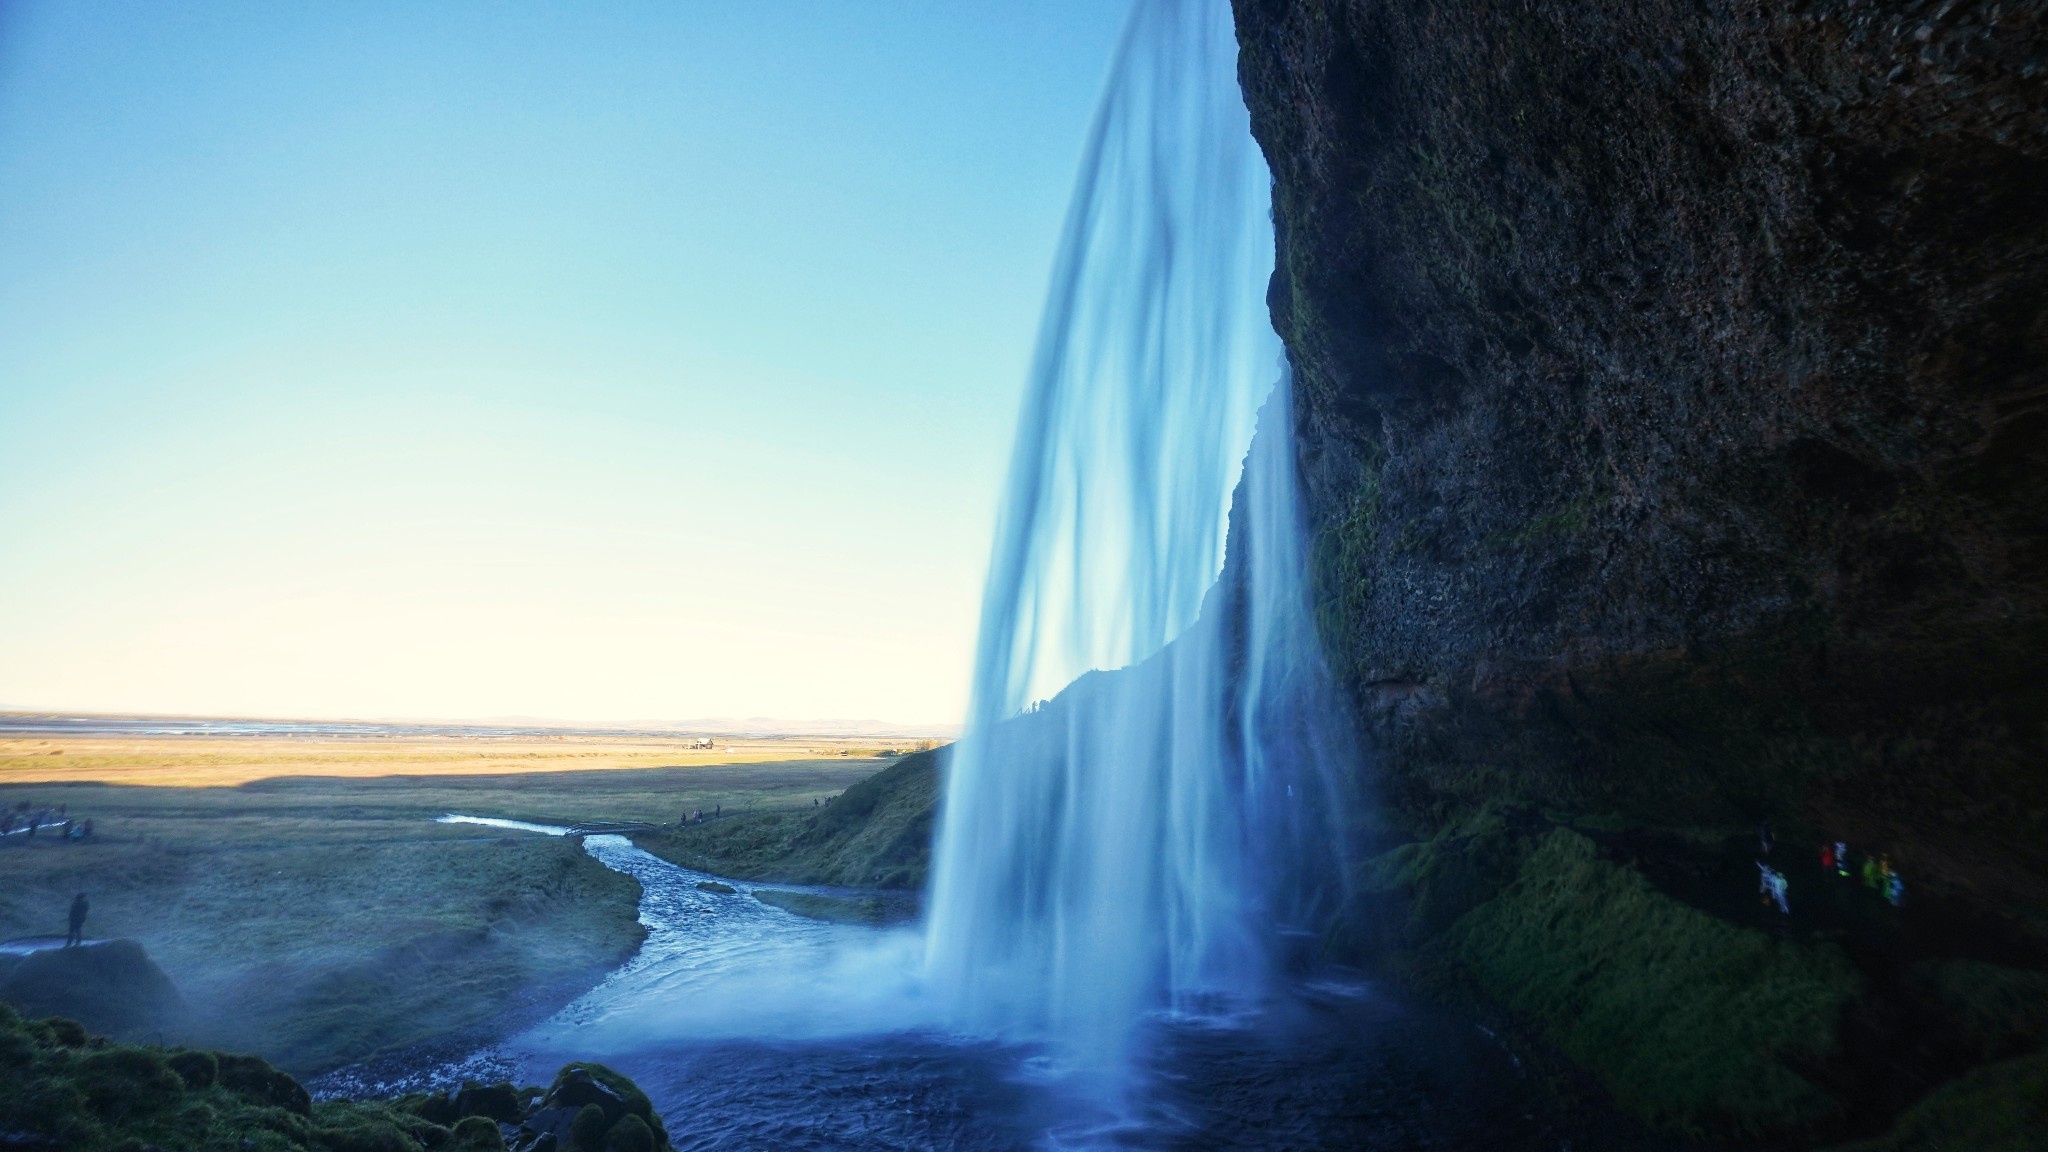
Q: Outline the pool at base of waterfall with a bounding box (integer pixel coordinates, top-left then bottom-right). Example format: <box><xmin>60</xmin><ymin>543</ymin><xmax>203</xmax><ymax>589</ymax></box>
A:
<box><xmin>332</xmin><ymin>828</ymin><xmax>1622</xmax><ymax>1151</ymax></box>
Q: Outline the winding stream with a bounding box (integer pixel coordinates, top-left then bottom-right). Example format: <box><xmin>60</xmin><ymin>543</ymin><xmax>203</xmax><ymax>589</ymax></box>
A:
<box><xmin>353</xmin><ymin>824</ymin><xmax>1605</xmax><ymax>1151</ymax></box>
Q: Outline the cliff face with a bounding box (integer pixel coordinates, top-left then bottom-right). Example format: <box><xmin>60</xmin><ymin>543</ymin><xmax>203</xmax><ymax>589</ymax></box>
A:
<box><xmin>1231</xmin><ymin>2</ymin><xmax>2048</xmax><ymax>1138</ymax></box>
<box><xmin>1233</xmin><ymin>0</ymin><xmax>2048</xmax><ymax>925</ymax></box>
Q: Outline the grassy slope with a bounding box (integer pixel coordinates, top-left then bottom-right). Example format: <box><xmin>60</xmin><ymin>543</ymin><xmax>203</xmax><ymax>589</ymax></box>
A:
<box><xmin>631</xmin><ymin>747</ymin><xmax>943</xmax><ymax>891</ymax></box>
<box><xmin>1826</xmin><ymin>1046</ymin><xmax>2048</xmax><ymax>1152</ymax></box>
<box><xmin>1446</xmin><ymin>829</ymin><xmax>1859</xmax><ymax>1138</ymax></box>
<box><xmin>1349</xmin><ymin>807</ymin><xmax>2048</xmax><ymax>1146</ymax></box>
<box><xmin>1</xmin><ymin>830</ymin><xmax>643</xmax><ymax>1076</ymax></box>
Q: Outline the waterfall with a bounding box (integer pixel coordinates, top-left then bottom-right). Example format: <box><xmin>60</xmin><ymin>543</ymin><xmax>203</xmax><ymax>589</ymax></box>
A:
<box><xmin>923</xmin><ymin>0</ymin><xmax>1353</xmax><ymax>1076</ymax></box>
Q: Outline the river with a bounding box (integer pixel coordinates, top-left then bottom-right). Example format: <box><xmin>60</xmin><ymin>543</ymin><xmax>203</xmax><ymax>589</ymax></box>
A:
<box><xmin>329</xmin><ymin>824</ymin><xmax>1625</xmax><ymax>1151</ymax></box>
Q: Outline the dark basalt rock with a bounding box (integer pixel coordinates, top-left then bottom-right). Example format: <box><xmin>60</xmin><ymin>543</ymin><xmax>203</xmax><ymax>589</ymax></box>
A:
<box><xmin>1233</xmin><ymin>0</ymin><xmax>2047</xmax><ymax>934</ymax></box>
<box><xmin>1231</xmin><ymin>0</ymin><xmax>2048</xmax><ymax>1140</ymax></box>
<box><xmin>495</xmin><ymin>1064</ymin><xmax>670</xmax><ymax>1152</ymax></box>
<box><xmin>217</xmin><ymin>1051</ymin><xmax>313</xmax><ymax>1115</ymax></box>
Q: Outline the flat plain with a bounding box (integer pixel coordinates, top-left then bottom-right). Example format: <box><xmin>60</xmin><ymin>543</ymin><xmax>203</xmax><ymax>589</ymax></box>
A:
<box><xmin>0</xmin><ymin>730</ymin><xmax>903</xmax><ymax>1075</ymax></box>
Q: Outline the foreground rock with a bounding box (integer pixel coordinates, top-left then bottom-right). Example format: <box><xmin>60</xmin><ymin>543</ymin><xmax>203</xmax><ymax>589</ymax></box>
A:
<box><xmin>0</xmin><ymin>1001</ymin><xmax>674</xmax><ymax>1152</ymax></box>
<box><xmin>0</xmin><ymin>939</ymin><xmax>184</xmax><ymax>1039</ymax></box>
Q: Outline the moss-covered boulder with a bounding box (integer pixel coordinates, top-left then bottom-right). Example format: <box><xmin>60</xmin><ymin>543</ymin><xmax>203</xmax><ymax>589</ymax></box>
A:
<box><xmin>0</xmin><ymin>1002</ymin><xmax>674</xmax><ymax>1152</ymax></box>
<box><xmin>541</xmin><ymin>1063</ymin><xmax>666</xmax><ymax>1148</ymax></box>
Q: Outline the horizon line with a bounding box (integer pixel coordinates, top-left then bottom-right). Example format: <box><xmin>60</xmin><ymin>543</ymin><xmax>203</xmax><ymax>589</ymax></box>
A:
<box><xmin>0</xmin><ymin>707</ymin><xmax>963</xmax><ymax>738</ymax></box>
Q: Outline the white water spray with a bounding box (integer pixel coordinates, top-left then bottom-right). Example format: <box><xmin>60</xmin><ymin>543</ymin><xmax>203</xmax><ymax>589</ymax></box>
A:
<box><xmin>924</xmin><ymin>0</ymin><xmax>1353</xmax><ymax>1073</ymax></box>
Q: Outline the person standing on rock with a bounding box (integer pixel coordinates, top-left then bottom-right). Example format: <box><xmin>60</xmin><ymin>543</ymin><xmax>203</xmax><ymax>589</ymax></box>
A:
<box><xmin>65</xmin><ymin>892</ymin><xmax>88</xmax><ymax>947</ymax></box>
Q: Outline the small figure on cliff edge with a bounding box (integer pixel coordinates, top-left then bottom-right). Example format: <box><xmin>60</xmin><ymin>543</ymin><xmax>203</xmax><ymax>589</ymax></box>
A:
<box><xmin>1757</xmin><ymin>863</ymin><xmax>1790</xmax><ymax>915</ymax></box>
<box><xmin>66</xmin><ymin>892</ymin><xmax>88</xmax><ymax>947</ymax></box>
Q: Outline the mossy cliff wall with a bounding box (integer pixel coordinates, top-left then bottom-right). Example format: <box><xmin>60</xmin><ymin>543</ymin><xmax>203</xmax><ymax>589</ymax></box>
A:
<box><xmin>1231</xmin><ymin>0</ymin><xmax>2048</xmax><ymax>933</ymax></box>
<box><xmin>1230</xmin><ymin>0</ymin><xmax>2048</xmax><ymax>1142</ymax></box>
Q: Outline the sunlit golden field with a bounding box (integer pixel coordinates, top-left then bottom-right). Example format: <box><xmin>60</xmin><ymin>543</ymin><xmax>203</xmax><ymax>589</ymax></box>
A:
<box><xmin>0</xmin><ymin>731</ymin><xmax>912</xmax><ymax>789</ymax></box>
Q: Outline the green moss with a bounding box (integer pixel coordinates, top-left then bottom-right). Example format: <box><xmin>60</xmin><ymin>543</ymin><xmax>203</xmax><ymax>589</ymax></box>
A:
<box><xmin>166</xmin><ymin>1047</ymin><xmax>219</xmax><ymax>1089</ymax></box>
<box><xmin>545</xmin><ymin>1062</ymin><xmax>665</xmax><ymax>1146</ymax></box>
<box><xmin>449</xmin><ymin>1114</ymin><xmax>506</xmax><ymax>1150</ymax></box>
<box><xmin>603</xmin><ymin>1113</ymin><xmax>655</xmax><ymax>1152</ymax></box>
<box><xmin>0</xmin><ymin>1009</ymin><xmax>672</xmax><ymax>1152</ymax></box>
<box><xmin>1826</xmin><ymin>1046</ymin><xmax>2048</xmax><ymax>1152</ymax></box>
<box><xmin>1445</xmin><ymin>829</ymin><xmax>1861</xmax><ymax>1137</ymax></box>
<box><xmin>1912</xmin><ymin>959</ymin><xmax>2048</xmax><ymax>1061</ymax></box>
<box><xmin>1478</xmin><ymin>495</ymin><xmax>1598</xmax><ymax>551</ymax></box>
<box><xmin>73</xmin><ymin>1047</ymin><xmax>186</xmax><ymax>1121</ymax></box>
<box><xmin>1310</xmin><ymin>458</ymin><xmax>1384</xmax><ymax>679</ymax></box>
<box><xmin>1350</xmin><ymin>803</ymin><xmax>1535</xmax><ymax>947</ymax></box>
<box><xmin>571</xmin><ymin>1102</ymin><xmax>610</xmax><ymax>1151</ymax></box>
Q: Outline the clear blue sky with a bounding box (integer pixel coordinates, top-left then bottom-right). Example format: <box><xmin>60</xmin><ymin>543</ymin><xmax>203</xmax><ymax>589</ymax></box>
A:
<box><xmin>0</xmin><ymin>1</ymin><xmax>1131</xmax><ymax>725</ymax></box>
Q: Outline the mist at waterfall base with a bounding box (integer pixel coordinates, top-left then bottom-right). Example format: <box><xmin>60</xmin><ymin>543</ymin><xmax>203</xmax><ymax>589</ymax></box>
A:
<box><xmin>395</xmin><ymin>1</ymin><xmax>1579</xmax><ymax>1146</ymax></box>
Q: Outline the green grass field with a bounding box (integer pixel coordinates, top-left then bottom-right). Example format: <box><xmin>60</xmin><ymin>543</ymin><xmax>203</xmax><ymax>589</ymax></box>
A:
<box><xmin>0</xmin><ymin>736</ymin><xmax>897</xmax><ymax>1076</ymax></box>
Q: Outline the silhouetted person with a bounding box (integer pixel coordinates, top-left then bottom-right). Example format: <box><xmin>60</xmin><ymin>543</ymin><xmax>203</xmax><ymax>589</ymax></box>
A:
<box><xmin>714</xmin><ymin>804</ymin><xmax>720</xmax><ymax>818</ymax></box>
<box><xmin>66</xmin><ymin>893</ymin><xmax>88</xmax><ymax>947</ymax></box>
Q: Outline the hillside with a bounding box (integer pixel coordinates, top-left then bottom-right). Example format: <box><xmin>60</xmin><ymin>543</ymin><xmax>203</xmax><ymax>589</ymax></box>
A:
<box><xmin>631</xmin><ymin>747</ymin><xmax>944</xmax><ymax>891</ymax></box>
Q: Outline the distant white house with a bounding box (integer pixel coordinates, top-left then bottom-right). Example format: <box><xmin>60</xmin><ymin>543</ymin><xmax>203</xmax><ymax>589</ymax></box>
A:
<box><xmin>691</xmin><ymin>737</ymin><xmax>714</xmax><ymax>749</ymax></box>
